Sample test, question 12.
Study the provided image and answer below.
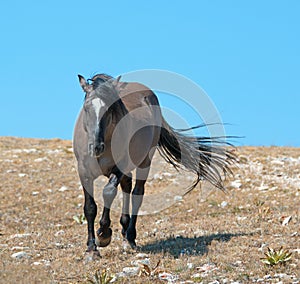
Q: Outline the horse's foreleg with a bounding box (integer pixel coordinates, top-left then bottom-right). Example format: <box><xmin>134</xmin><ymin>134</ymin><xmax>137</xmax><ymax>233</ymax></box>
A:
<box><xmin>126</xmin><ymin>179</ymin><xmax>146</xmax><ymax>249</ymax></box>
<box><xmin>120</xmin><ymin>173</ymin><xmax>132</xmax><ymax>237</ymax></box>
<box><xmin>83</xmin><ymin>186</ymin><xmax>99</xmax><ymax>254</ymax></box>
<box><xmin>96</xmin><ymin>173</ymin><xmax>119</xmax><ymax>247</ymax></box>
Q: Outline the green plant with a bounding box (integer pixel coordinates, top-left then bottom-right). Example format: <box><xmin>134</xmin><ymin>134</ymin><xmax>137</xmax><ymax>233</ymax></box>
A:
<box><xmin>261</xmin><ymin>247</ymin><xmax>292</xmax><ymax>266</ymax></box>
<box><xmin>87</xmin><ymin>269</ymin><xmax>114</xmax><ymax>284</ymax></box>
<box><xmin>73</xmin><ymin>214</ymin><xmax>87</xmax><ymax>224</ymax></box>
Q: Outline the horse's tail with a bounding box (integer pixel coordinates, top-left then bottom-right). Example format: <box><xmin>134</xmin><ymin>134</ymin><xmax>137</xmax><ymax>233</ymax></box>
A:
<box><xmin>157</xmin><ymin>118</ymin><xmax>236</xmax><ymax>192</ymax></box>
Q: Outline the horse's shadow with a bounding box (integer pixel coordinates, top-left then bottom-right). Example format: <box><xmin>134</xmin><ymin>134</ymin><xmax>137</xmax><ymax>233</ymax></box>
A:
<box><xmin>140</xmin><ymin>232</ymin><xmax>248</xmax><ymax>258</ymax></box>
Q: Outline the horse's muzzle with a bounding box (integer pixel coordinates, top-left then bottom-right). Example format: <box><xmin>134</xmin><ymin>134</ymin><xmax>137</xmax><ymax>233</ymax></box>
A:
<box><xmin>89</xmin><ymin>142</ymin><xmax>105</xmax><ymax>158</ymax></box>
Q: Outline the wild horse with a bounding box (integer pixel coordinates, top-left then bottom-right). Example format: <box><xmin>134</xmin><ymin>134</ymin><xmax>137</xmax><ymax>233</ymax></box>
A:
<box><xmin>73</xmin><ymin>73</ymin><xmax>235</xmax><ymax>256</ymax></box>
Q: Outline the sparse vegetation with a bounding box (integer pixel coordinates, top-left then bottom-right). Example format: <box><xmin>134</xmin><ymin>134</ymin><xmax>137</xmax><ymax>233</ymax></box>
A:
<box><xmin>261</xmin><ymin>247</ymin><xmax>292</xmax><ymax>266</ymax></box>
<box><xmin>87</xmin><ymin>269</ymin><xmax>114</xmax><ymax>284</ymax></box>
<box><xmin>0</xmin><ymin>138</ymin><xmax>299</xmax><ymax>283</ymax></box>
<box><xmin>73</xmin><ymin>214</ymin><xmax>87</xmax><ymax>224</ymax></box>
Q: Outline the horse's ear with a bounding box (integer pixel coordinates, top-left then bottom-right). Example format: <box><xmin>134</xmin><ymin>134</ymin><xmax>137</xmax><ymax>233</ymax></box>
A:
<box><xmin>78</xmin><ymin>74</ymin><xmax>91</xmax><ymax>93</ymax></box>
<box><xmin>115</xmin><ymin>75</ymin><xmax>122</xmax><ymax>83</ymax></box>
<box><xmin>112</xmin><ymin>75</ymin><xmax>122</xmax><ymax>87</ymax></box>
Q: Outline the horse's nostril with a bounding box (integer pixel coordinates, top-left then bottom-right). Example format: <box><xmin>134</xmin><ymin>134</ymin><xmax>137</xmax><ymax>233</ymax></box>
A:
<box><xmin>95</xmin><ymin>142</ymin><xmax>105</xmax><ymax>156</ymax></box>
<box><xmin>99</xmin><ymin>142</ymin><xmax>105</xmax><ymax>153</ymax></box>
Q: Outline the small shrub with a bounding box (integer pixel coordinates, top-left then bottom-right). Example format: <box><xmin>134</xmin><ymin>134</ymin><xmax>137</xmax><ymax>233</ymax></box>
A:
<box><xmin>261</xmin><ymin>247</ymin><xmax>292</xmax><ymax>266</ymax></box>
<box><xmin>87</xmin><ymin>269</ymin><xmax>114</xmax><ymax>284</ymax></box>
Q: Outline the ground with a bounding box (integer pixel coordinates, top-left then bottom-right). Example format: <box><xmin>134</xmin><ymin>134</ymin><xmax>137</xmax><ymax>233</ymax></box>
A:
<box><xmin>0</xmin><ymin>137</ymin><xmax>299</xmax><ymax>283</ymax></box>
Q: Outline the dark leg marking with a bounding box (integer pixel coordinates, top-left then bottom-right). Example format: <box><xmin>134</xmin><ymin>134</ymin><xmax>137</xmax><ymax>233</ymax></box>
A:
<box><xmin>126</xmin><ymin>179</ymin><xmax>146</xmax><ymax>248</ymax></box>
<box><xmin>96</xmin><ymin>173</ymin><xmax>120</xmax><ymax>247</ymax></box>
<box><xmin>119</xmin><ymin>173</ymin><xmax>132</xmax><ymax>237</ymax></box>
<box><xmin>83</xmin><ymin>187</ymin><xmax>98</xmax><ymax>254</ymax></box>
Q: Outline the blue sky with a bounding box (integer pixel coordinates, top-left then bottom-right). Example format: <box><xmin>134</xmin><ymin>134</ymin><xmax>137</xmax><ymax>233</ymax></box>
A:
<box><xmin>0</xmin><ymin>1</ymin><xmax>299</xmax><ymax>146</ymax></box>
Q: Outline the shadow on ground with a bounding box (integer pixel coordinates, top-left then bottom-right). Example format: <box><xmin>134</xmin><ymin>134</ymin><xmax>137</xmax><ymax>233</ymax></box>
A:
<box><xmin>140</xmin><ymin>233</ymin><xmax>249</xmax><ymax>258</ymax></box>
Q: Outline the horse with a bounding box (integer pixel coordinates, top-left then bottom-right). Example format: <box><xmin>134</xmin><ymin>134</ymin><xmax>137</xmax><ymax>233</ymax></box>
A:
<box><xmin>73</xmin><ymin>73</ymin><xmax>236</xmax><ymax>257</ymax></box>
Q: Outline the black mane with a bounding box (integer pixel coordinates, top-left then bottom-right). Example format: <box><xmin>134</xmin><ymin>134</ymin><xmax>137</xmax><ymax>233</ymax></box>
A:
<box><xmin>92</xmin><ymin>73</ymin><xmax>127</xmax><ymax>118</ymax></box>
<box><xmin>89</xmin><ymin>73</ymin><xmax>114</xmax><ymax>90</ymax></box>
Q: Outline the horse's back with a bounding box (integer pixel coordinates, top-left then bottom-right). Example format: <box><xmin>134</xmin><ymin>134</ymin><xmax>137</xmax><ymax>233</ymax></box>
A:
<box><xmin>118</xmin><ymin>82</ymin><xmax>159</xmax><ymax>112</ymax></box>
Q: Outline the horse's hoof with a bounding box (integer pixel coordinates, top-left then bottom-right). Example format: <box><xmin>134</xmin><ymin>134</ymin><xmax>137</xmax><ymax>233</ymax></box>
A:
<box><xmin>128</xmin><ymin>239</ymin><xmax>137</xmax><ymax>250</ymax></box>
<box><xmin>96</xmin><ymin>228</ymin><xmax>112</xmax><ymax>247</ymax></box>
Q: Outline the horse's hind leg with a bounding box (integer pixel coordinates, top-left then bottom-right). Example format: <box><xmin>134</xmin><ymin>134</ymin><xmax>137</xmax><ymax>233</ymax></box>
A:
<box><xmin>126</xmin><ymin>160</ymin><xmax>151</xmax><ymax>248</ymax></box>
<box><xmin>96</xmin><ymin>173</ymin><xmax>120</xmax><ymax>247</ymax></box>
<box><xmin>120</xmin><ymin>173</ymin><xmax>132</xmax><ymax>237</ymax></box>
<box><xmin>126</xmin><ymin>178</ymin><xmax>146</xmax><ymax>248</ymax></box>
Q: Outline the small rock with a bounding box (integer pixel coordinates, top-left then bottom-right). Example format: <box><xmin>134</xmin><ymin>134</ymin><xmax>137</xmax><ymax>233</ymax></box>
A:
<box><xmin>58</xmin><ymin>186</ymin><xmax>68</xmax><ymax>192</ymax></box>
<box><xmin>187</xmin><ymin>262</ymin><xmax>194</xmax><ymax>269</ymax></box>
<box><xmin>281</xmin><ymin>216</ymin><xmax>292</xmax><ymax>226</ymax></box>
<box><xmin>257</xmin><ymin>185</ymin><xmax>269</xmax><ymax>191</ymax></box>
<box><xmin>54</xmin><ymin>230</ymin><xmax>65</xmax><ymax>236</ymax></box>
<box><xmin>32</xmin><ymin>191</ymin><xmax>39</xmax><ymax>196</ymax></box>
<box><xmin>18</xmin><ymin>173</ymin><xmax>27</xmax><ymax>178</ymax></box>
<box><xmin>153</xmin><ymin>173</ymin><xmax>162</xmax><ymax>180</ymax></box>
<box><xmin>11</xmin><ymin>246</ymin><xmax>29</xmax><ymax>251</ymax></box>
<box><xmin>230</xmin><ymin>180</ymin><xmax>242</xmax><ymax>188</ymax></box>
<box><xmin>158</xmin><ymin>272</ymin><xmax>179</xmax><ymax>282</ymax></box>
<box><xmin>135</xmin><ymin>253</ymin><xmax>149</xmax><ymax>259</ymax></box>
<box><xmin>274</xmin><ymin>273</ymin><xmax>288</xmax><ymax>279</ymax></box>
<box><xmin>131</xmin><ymin>258</ymin><xmax>150</xmax><ymax>266</ymax></box>
<box><xmin>174</xmin><ymin>195</ymin><xmax>183</xmax><ymax>202</ymax></box>
<box><xmin>122</xmin><ymin>266</ymin><xmax>140</xmax><ymax>276</ymax></box>
<box><xmin>220</xmin><ymin>201</ymin><xmax>228</xmax><ymax>208</ymax></box>
<box><xmin>11</xmin><ymin>251</ymin><xmax>29</xmax><ymax>259</ymax></box>
<box><xmin>34</xmin><ymin>157</ymin><xmax>48</xmax><ymax>162</ymax></box>
<box><xmin>196</xmin><ymin>263</ymin><xmax>218</xmax><ymax>273</ymax></box>
<box><xmin>9</xmin><ymin>233</ymin><xmax>31</xmax><ymax>239</ymax></box>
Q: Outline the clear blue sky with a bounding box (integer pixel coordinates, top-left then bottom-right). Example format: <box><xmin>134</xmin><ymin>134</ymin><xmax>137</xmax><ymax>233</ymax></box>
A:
<box><xmin>1</xmin><ymin>1</ymin><xmax>299</xmax><ymax>146</ymax></box>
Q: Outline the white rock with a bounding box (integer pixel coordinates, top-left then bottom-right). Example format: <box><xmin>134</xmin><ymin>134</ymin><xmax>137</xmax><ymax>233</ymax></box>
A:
<box><xmin>281</xmin><ymin>216</ymin><xmax>292</xmax><ymax>226</ymax></box>
<box><xmin>158</xmin><ymin>272</ymin><xmax>179</xmax><ymax>282</ymax></box>
<box><xmin>11</xmin><ymin>246</ymin><xmax>29</xmax><ymax>251</ymax></box>
<box><xmin>131</xmin><ymin>258</ymin><xmax>150</xmax><ymax>266</ymax></box>
<box><xmin>230</xmin><ymin>180</ymin><xmax>242</xmax><ymax>188</ymax></box>
<box><xmin>9</xmin><ymin>233</ymin><xmax>31</xmax><ymax>239</ymax></box>
<box><xmin>122</xmin><ymin>266</ymin><xmax>140</xmax><ymax>276</ymax></box>
<box><xmin>11</xmin><ymin>251</ymin><xmax>29</xmax><ymax>259</ymax></box>
<box><xmin>46</xmin><ymin>149</ymin><xmax>62</xmax><ymax>155</ymax></box>
<box><xmin>174</xmin><ymin>195</ymin><xmax>183</xmax><ymax>202</ymax></box>
<box><xmin>32</xmin><ymin>191</ymin><xmax>39</xmax><ymax>196</ymax></box>
<box><xmin>220</xmin><ymin>201</ymin><xmax>228</xmax><ymax>208</ymax></box>
<box><xmin>257</xmin><ymin>185</ymin><xmax>269</xmax><ymax>191</ymax></box>
<box><xmin>153</xmin><ymin>173</ymin><xmax>162</xmax><ymax>180</ymax></box>
<box><xmin>54</xmin><ymin>230</ymin><xmax>65</xmax><ymax>236</ymax></box>
<box><xmin>135</xmin><ymin>253</ymin><xmax>149</xmax><ymax>259</ymax></box>
<box><xmin>34</xmin><ymin>157</ymin><xmax>48</xmax><ymax>162</ymax></box>
<box><xmin>23</xmin><ymin>149</ymin><xmax>38</xmax><ymax>153</ymax></box>
<box><xmin>18</xmin><ymin>173</ymin><xmax>27</xmax><ymax>177</ymax></box>
<box><xmin>58</xmin><ymin>186</ymin><xmax>68</xmax><ymax>192</ymax></box>
<box><xmin>270</xmin><ymin>159</ymin><xmax>284</xmax><ymax>166</ymax></box>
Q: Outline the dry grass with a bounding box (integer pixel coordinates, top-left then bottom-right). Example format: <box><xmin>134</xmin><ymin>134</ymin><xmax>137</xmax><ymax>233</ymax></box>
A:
<box><xmin>0</xmin><ymin>137</ymin><xmax>299</xmax><ymax>283</ymax></box>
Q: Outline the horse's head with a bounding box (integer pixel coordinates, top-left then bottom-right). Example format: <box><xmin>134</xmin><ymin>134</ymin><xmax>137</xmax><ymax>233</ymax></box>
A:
<box><xmin>78</xmin><ymin>74</ymin><xmax>109</xmax><ymax>158</ymax></box>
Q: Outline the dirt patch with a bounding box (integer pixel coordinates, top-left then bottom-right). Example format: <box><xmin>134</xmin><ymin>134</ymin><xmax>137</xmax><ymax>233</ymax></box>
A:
<box><xmin>0</xmin><ymin>137</ymin><xmax>299</xmax><ymax>283</ymax></box>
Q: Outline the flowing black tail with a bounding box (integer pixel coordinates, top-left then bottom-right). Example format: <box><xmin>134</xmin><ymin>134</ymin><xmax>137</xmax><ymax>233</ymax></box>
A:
<box><xmin>157</xmin><ymin>118</ymin><xmax>236</xmax><ymax>192</ymax></box>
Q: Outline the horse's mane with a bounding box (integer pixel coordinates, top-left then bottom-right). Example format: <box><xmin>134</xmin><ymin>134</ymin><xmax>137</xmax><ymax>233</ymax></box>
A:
<box><xmin>92</xmin><ymin>73</ymin><xmax>127</xmax><ymax>117</ymax></box>
<box><xmin>90</xmin><ymin>73</ymin><xmax>114</xmax><ymax>89</ymax></box>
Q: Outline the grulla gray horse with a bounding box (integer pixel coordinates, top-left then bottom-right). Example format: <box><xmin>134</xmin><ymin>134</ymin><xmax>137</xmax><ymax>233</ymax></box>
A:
<box><xmin>73</xmin><ymin>73</ymin><xmax>235</xmax><ymax>257</ymax></box>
